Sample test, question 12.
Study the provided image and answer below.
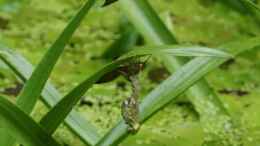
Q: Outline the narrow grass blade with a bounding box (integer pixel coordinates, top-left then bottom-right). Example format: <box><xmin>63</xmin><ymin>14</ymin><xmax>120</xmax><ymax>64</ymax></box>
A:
<box><xmin>95</xmin><ymin>36</ymin><xmax>260</xmax><ymax>146</ymax></box>
<box><xmin>0</xmin><ymin>0</ymin><xmax>96</xmax><ymax>145</ymax></box>
<box><xmin>0</xmin><ymin>46</ymin><xmax>101</xmax><ymax>145</ymax></box>
<box><xmin>17</xmin><ymin>0</ymin><xmax>95</xmax><ymax>114</ymax></box>
<box><xmin>128</xmin><ymin>46</ymin><xmax>232</xmax><ymax>58</ymax></box>
<box><xmin>0</xmin><ymin>96</ymin><xmax>60</xmax><ymax>146</ymax></box>
<box><xmin>39</xmin><ymin>45</ymin><xmax>230</xmax><ymax>135</ymax></box>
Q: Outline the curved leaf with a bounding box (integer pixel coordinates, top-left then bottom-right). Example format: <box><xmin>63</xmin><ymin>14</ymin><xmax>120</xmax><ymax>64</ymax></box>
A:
<box><xmin>39</xmin><ymin>45</ymin><xmax>230</xmax><ymax>135</ymax></box>
<box><xmin>0</xmin><ymin>96</ymin><xmax>60</xmax><ymax>146</ymax></box>
<box><xmin>17</xmin><ymin>0</ymin><xmax>95</xmax><ymax>115</ymax></box>
<box><xmin>0</xmin><ymin>0</ymin><xmax>97</xmax><ymax>145</ymax></box>
<box><xmin>118</xmin><ymin>0</ymin><xmax>238</xmax><ymax>143</ymax></box>
<box><xmin>0</xmin><ymin>46</ymin><xmax>101</xmax><ymax>146</ymax></box>
<box><xmin>126</xmin><ymin>46</ymin><xmax>232</xmax><ymax>58</ymax></box>
<box><xmin>95</xmin><ymin>37</ymin><xmax>260</xmax><ymax>146</ymax></box>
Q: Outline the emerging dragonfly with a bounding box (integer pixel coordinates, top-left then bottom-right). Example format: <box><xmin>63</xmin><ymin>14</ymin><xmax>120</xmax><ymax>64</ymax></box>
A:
<box><xmin>119</xmin><ymin>58</ymin><xmax>149</xmax><ymax>133</ymax></box>
<box><xmin>97</xmin><ymin>56</ymin><xmax>150</xmax><ymax>133</ymax></box>
<box><xmin>121</xmin><ymin>74</ymin><xmax>140</xmax><ymax>133</ymax></box>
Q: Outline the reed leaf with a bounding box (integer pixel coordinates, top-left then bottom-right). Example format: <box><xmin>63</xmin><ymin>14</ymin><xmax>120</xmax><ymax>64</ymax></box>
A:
<box><xmin>0</xmin><ymin>45</ymin><xmax>101</xmax><ymax>145</ymax></box>
<box><xmin>39</xmin><ymin>45</ymin><xmax>230</xmax><ymax>135</ymax></box>
<box><xmin>0</xmin><ymin>96</ymin><xmax>60</xmax><ymax>146</ymax></box>
<box><xmin>0</xmin><ymin>0</ymin><xmax>96</xmax><ymax>145</ymax></box>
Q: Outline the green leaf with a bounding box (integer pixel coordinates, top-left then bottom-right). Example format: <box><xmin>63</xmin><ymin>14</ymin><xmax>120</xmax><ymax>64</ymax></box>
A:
<box><xmin>17</xmin><ymin>0</ymin><xmax>95</xmax><ymax>114</ymax></box>
<box><xmin>0</xmin><ymin>96</ymin><xmax>60</xmax><ymax>146</ymax></box>
<box><xmin>0</xmin><ymin>44</ymin><xmax>227</xmax><ymax>145</ymax></box>
<box><xmin>39</xmin><ymin>45</ymin><xmax>230</xmax><ymax>135</ymax></box>
<box><xmin>126</xmin><ymin>46</ymin><xmax>232</xmax><ymax>58</ymax></box>
<box><xmin>118</xmin><ymin>0</ymin><xmax>235</xmax><ymax>141</ymax></box>
<box><xmin>0</xmin><ymin>46</ymin><xmax>101</xmax><ymax>146</ymax></box>
<box><xmin>96</xmin><ymin>57</ymin><xmax>220</xmax><ymax>146</ymax></box>
<box><xmin>0</xmin><ymin>0</ymin><xmax>96</xmax><ymax>145</ymax></box>
<box><xmin>95</xmin><ymin>37</ymin><xmax>260</xmax><ymax>146</ymax></box>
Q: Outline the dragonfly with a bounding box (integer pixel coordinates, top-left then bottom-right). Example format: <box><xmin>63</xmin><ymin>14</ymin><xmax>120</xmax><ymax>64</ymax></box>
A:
<box><xmin>97</xmin><ymin>56</ymin><xmax>150</xmax><ymax>133</ymax></box>
<box><xmin>119</xmin><ymin>57</ymin><xmax>150</xmax><ymax>133</ymax></box>
<box><xmin>121</xmin><ymin>75</ymin><xmax>140</xmax><ymax>133</ymax></box>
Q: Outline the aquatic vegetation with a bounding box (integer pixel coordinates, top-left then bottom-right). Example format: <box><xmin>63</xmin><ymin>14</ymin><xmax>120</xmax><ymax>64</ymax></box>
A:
<box><xmin>0</xmin><ymin>0</ymin><xmax>260</xmax><ymax>146</ymax></box>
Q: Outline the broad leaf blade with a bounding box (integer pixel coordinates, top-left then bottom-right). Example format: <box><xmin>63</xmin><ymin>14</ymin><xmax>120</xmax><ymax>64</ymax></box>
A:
<box><xmin>0</xmin><ymin>96</ymin><xmax>60</xmax><ymax>146</ymax></box>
